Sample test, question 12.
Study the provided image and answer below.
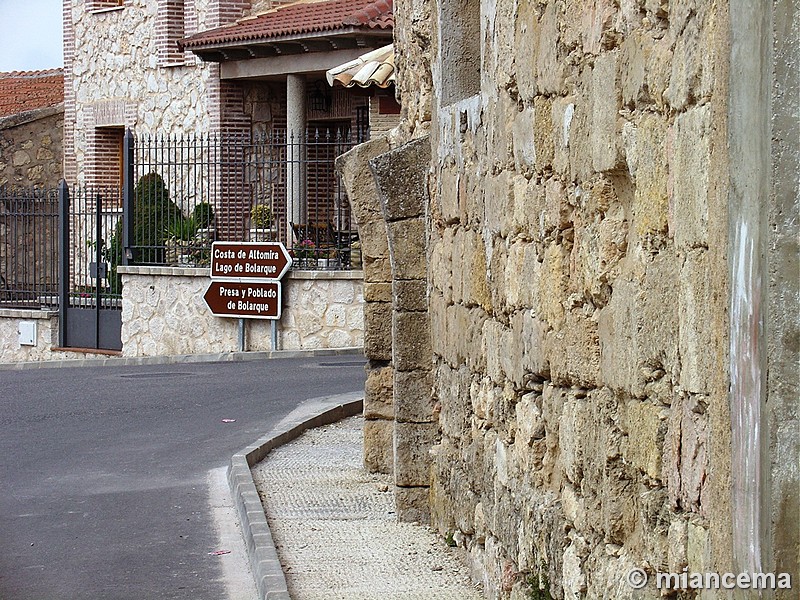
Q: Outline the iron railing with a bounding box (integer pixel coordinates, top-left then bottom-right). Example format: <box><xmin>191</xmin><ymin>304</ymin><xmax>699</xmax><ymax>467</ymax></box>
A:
<box><xmin>127</xmin><ymin>127</ymin><xmax>357</xmax><ymax>268</ymax></box>
<box><xmin>0</xmin><ymin>186</ymin><xmax>59</xmax><ymax>307</ymax></box>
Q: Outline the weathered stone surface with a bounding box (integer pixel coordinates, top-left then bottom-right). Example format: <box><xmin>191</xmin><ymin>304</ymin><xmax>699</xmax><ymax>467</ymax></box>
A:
<box><xmin>394</xmin><ymin>421</ymin><xmax>438</xmax><ymax>487</ymax></box>
<box><xmin>363</xmin><ymin>301</ymin><xmax>392</xmax><ymax>361</ymax></box>
<box><xmin>379</xmin><ymin>0</ymin><xmax>741</xmax><ymax>595</ymax></box>
<box><xmin>363</xmin><ymin>418</ymin><xmax>393</xmax><ymax>475</ymax></box>
<box><xmin>385</xmin><ymin>218</ymin><xmax>428</xmax><ymax>280</ymax></box>
<box><xmin>669</xmin><ymin>104</ymin><xmax>711</xmax><ymax>250</ymax></box>
<box><xmin>395</xmin><ymin>485</ymin><xmax>431</xmax><ymax>524</ymax></box>
<box><xmin>364</xmin><ymin>365</ymin><xmax>394</xmax><ymax>420</ymax></box>
<box><xmin>393</xmin><ymin>279</ymin><xmax>427</xmax><ymax>312</ymax></box>
<box><xmin>393</xmin><ymin>311</ymin><xmax>431</xmax><ymax>372</ymax></box>
<box><xmin>371</xmin><ymin>136</ymin><xmax>431</xmax><ymax>222</ymax></box>
<box><xmin>394</xmin><ymin>369</ymin><xmax>434</xmax><ymax>423</ymax></box>
<box><xmin>622</xmin><ymin>400</ymin><xmax>664</xmax><ymax>481</ymax></box>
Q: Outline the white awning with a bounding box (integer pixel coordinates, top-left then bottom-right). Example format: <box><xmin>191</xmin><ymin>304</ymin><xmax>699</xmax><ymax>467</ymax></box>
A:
<box><xmin>326</xmin><ymin>44</ymin><xmax>394</xmax><ymax>88</ymax></box>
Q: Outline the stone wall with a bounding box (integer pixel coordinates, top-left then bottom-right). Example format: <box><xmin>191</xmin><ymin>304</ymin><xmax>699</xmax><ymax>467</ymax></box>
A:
<box><xmin>0</xmin><ymin>107</ymin><xmax>64</xmax><ymax>188</ymax></box>
<box><xmin>119</xmin><ymin>267</ymin><xmax>363</xmax><ymax>356</ymax></box>
<box><xmin>424</xmin><ymin>1</ymin><xmax>734</xmax><ymax>596</ymax></box>
<box><xmin>373</xmin><ymin>0</ymin><xmax>774</xmax><ymax>598</ymax></box>
<box><xmin>0</xmin><ymin>309</ymin><xmax>70</xmax><ymax>363</ymax></box>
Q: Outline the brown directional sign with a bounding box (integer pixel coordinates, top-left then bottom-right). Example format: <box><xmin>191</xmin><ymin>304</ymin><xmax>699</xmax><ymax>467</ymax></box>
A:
<box><xmin>203</xmin><ymin>280</ymin><xmax>282</xmax><ymax>320</ymax></box>
<box><xmin>210</xmin><ymin>241</ymin><xmax>292</xmax><ymax>280</ymax></box>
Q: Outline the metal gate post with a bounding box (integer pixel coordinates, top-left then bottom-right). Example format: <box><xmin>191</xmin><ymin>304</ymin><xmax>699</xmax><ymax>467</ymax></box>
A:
<box><xmin>94</xmin><ymin>194</ymin><xmax>103</xmax><ymax>349</ymax></box>
<box><xmin>57</xmin><ymin>180</ymin><xmax>70</xmax><ymax>347</ymax></box>
<box><xmin>122</xmin><ymin>128</ymin><xmax>135</xmax><ymax>265</ymax></box>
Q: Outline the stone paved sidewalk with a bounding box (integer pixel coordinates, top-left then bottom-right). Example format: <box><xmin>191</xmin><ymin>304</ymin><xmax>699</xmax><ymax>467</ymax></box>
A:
<box><xmin>251</xmin><ymin>416</ymin><xmax>483</xmax><ymax>600</ymax></box>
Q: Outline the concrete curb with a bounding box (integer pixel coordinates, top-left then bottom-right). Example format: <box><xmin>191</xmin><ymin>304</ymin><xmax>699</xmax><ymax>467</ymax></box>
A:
<box><xmin>0</xmin><ymin>347</ymin><xmax>364</xmax><ymax>371</ymax></box>
<box><xmin>228</xmin><ymin>392</ymin><xmax>364</xmax><ymax>600</ymax></box>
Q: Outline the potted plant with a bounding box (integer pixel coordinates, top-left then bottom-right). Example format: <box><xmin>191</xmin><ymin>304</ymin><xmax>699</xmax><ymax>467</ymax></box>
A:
<box><xmin>164</xmin><ymin>217</ymin><xmax>197</xmax><ymax>266</ymax></box>
<box><xmin>295</xmin><ymin>238</ymin><xmax>316</xmax><ymax>268</ymax></box>
<box><xmin>249</xmin><ymin>203</ymin><xmax>276</xmax><ymax>242</ymax></box>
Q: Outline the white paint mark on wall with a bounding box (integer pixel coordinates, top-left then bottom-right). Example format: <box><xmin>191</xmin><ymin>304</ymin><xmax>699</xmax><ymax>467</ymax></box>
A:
<box><xmin>729</xmin><ymin>217</ymin><xmax>764</xmax><ymax>575</ymax></box>
<box><xmin>563</xmin><ymin>103</ymin><xmax>575</xmax><ymax>148</ymax></box>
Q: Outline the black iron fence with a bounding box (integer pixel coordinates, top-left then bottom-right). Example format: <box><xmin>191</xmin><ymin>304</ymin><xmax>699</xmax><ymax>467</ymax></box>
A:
<box><xmin>0</xmin><ymin>186</ymin><xmax>59</xmax><ymax>307</ymax></box>
<box><xmin>126</xmin><ymin>127</ymin><xmax>357</xmax><ymax>269</ymax></box>
<box><xmin>0</xmin><ymin>127</ymin><xmax>359</xmax><ymax>309</ymax></box>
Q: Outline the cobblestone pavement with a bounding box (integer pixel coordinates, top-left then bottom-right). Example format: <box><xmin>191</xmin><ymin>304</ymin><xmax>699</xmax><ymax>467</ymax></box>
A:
<box><xmin>251</xmin><ymin>416</ymin><xmax>484</xmax><ymax>600</ymax></box>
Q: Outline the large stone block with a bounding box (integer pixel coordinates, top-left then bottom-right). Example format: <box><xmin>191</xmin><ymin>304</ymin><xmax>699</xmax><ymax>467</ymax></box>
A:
<box><xmin>393</xmin><ymin>311</ymin><xmax>432</xmax><ymax>372</ymax></box>
<box><xmin>547</xmin><ymin>310</ymin><xmax>601</xmax><ymax>388</ymax></box>
<box><xmin>395</xmin><ymin>369</ymin><xmax>434</xmax><ymax>423</ymax></box>
<box><xmin>631</xmin><ymin>114</ymin><xmax>670</xmax><ymax>246</ymax></box>
<box><xmin>622</xmin><ymin>399</ymin><xmax>665</xmax><ymax>480</ymax></box>
<box><xmin>434</xmin><ymin>362</ymin><xmax>472</xmax><ymax>438</ymax></box>
<box><xmin>393</xmin><ymin>279</ymin><xmax>428</xmax><ymax>312</ymax></box>
<box><xmin>395</xmin><ymin>485</ymin><xmax>431</xmax><ymax>524</ymax></box>
<box><xmin>370</xmin><ymin>136</ymin><xmax>431</xmax><ymax>221</ymax></box>
<box><xmin>669</xmin><ymin>104</ymin><xmax>711</xmax><ymax>250</ymax></box>
<box><xmin>386</xmin><ymin>217</ymin><xmax>427</xmax><ymax>280</ymax></box>
<box><xmin>364</xmin><ymin>365</ymin><xmax>394</xmax><ymax>420</ymax></box>
<box><xmin>591</xmin><ymin>52</ymin><xmax>623</xmax><ymax>173</ymax></box>
<box><xmin>363</xmin><ymin>418</ymin><xmax>393</xmax><ymax>475</ymax></box>
<box><xmin>394</xmin><ymin>421</ymin><xmax>438</xmax><ymax>487</ymax></box>
<box><xmin>678</xmin><ymin>249</ymin><xmax>715</xmax><ymax>394</ymax></box>
<box><xmin>364</xmin><ymin>301</ymin><xmax>392</xmax><ymax>361</ymax></box>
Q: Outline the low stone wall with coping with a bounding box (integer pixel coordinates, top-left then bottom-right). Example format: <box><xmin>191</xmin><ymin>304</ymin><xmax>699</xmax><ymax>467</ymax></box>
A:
<box><xmin>118</xmin><ymin>266</ymin><xmax>364</xmax><ymax>357</ymax></box>
<box><xmin>0</xmin><ymin>308</ymin><xmax>70</xmax><ymax>362</ymax></box>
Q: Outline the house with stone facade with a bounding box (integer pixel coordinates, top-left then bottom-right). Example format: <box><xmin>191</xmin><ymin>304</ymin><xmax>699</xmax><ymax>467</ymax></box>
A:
<box><xmin>32</xmin><ymin>0</ymin><xmax>401</xmax><ymax>356</ymax></box>
<box><xmin>63</xmin><ymin>0</ymin><xmax>397</xmax><ymax>247</ymax></box>
<box><xmin>340</xmin><ymin>0</ymin><xmax>798</xmax><ymax>598</ymax></box>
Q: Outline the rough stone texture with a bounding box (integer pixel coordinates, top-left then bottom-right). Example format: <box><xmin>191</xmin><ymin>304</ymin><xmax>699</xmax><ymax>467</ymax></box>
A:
<box><xmin>0</xmin><ymin>311</ymin><xmax>76</xmax><ymax>363</ymax></box>
<box><xmin>120</xmin><ymin>269</ymin><xmax>363</xmax><ymax>357</ymax></box>
<box><xmin>377</xmin><ymin>0</ymin><xmax>749</xmax><ymax>597</ymax></box>
<box><xmin>337</xmin><ymin>137</ymin><xmax>395</xmax><ymax>474</ymax></box>
<box><xmin>371</xmin><ymin>136</ymin><xmax>435</xmax><ymax>523</ymax></box>
<box><xmin>0</xmin><ymin>107</ymin><xmax>63</xmax><ymax>187</ymax></box>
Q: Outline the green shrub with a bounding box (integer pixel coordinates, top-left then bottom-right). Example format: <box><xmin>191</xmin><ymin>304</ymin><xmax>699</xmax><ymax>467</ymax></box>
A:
<box><xmin>107</xmin><ymin>173</ymin><xmax>184</xmax><ymax>293</ymax></box>
<box><xmin>191</xmin><ymin>202</ymin><xmax>215</xmax><ymax>229</ymax></box>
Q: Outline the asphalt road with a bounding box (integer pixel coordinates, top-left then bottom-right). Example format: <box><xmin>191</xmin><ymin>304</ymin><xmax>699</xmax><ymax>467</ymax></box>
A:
<box><xmin>0</xmin><ymin>355</ymin><xmax>366</xmax><ymax>600</ymax></box>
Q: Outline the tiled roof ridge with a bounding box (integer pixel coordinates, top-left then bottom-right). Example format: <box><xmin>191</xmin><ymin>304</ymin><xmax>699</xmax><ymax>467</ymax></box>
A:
<box><xmin>0</xmin><ymin>68</ymin><xmax>64</xmax><ymax>79</ymax></box>
<box><xmin>182</xmin><ymin>0</ymin><xmax>393</xmax><ymax>49</ymax></box>
<box><xmin>343</xmin><ymin>0</ymin><xmax>392</xmax><ymax>26</ymax></box>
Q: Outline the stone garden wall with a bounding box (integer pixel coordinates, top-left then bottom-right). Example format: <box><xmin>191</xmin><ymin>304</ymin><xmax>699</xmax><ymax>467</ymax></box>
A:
<box><xmin>0</xmin><ymin>107</ymin><xmax>64</xmax><ymax>188</ymax></box>
<box><xmin>119</xmin><ymin>267</ymin><xmax>363</xmax><ymax>357</ymax></box>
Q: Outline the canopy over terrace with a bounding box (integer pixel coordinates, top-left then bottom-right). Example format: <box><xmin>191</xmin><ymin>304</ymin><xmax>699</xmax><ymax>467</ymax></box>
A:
<box><xmin>180</xmin><ymin>0</ymin><xmax>393</xmax><ymax>251</ymax></box>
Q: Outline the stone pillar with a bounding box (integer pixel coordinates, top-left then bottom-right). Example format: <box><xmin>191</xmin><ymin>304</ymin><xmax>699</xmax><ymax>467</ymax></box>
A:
<box><xmin>336</xmin><ymin>137</ymin><xmax>394</xmax><ymax>474</ymax></box>
<box><xmin>370</xmin><ymin>136</ymin><xmax>434</xmax><ymax>523</ymax></box>
<box><xmin>286</xmin><ymin>74</ymin><xmax>307</xmax><ymax>243</ymax></box>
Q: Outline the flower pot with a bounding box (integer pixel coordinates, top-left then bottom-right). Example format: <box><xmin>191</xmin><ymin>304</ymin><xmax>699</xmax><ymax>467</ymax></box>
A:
<box><xmin>249</xmin><ymin>228</ymin><xmax>277</xmax><ymax>242</ymax></box>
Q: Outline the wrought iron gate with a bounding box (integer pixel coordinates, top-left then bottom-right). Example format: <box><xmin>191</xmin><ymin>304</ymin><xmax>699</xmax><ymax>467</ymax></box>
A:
<box><xmin>58</xmin><ymin>182</ymin><xmax>123</xmax><ymax>351</ymax></box>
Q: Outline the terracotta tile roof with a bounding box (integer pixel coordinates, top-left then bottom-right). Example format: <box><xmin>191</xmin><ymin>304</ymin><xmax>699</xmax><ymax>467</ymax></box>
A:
<box><xmin>0</xmin><ymin>69</ymin><xmax>64</xmax><ymax>118</ymax></box>
<box><xmin>327</xmin><ymin>44</ymin><xmax>394</xmax><ymax>88</ymax></box>
<box><xmin>182</xmin><ymin>0</ymin><xmax>392</xmax><ymax>49</ymax></box>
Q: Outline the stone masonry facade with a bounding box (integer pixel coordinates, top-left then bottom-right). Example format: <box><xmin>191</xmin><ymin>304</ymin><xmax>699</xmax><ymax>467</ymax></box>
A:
<box><xmin>0</xmin><ymin>108</ymin><xmax>64</xmax><ymax>188</ymax></box>
<box><xmin>341</xmin><ymin>1</ymin><xmax>799</xmax><ymax>599</ymax></box>
<box><xmin>63</xmin><ymin>0</ymin><xmax>252</xmax><ymax>186</ymax></box>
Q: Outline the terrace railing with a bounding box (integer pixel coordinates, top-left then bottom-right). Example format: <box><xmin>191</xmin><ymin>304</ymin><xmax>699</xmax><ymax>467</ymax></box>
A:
<box><xmin>125</xmin><ymin>127</ymin><xmax>357</xmax><ymax>269</ymax></box>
